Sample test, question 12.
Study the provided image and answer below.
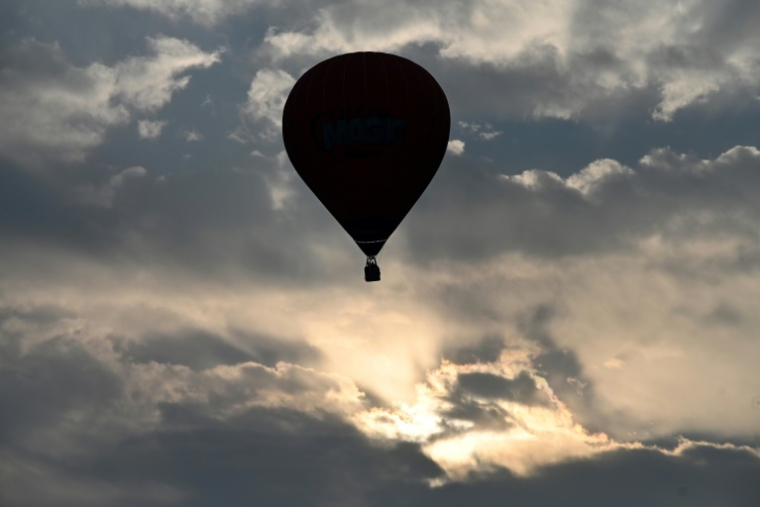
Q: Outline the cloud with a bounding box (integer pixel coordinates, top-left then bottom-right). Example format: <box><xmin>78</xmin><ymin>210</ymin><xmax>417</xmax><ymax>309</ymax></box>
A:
<box><xmin>260</xmin><ymin>0</ymin><xmax>760</xmax><ymax>121</ymax></box>
<box><xmin>4</xmin><ymin>136</ymin><xmax>760</xmax><ymax>446</ymax></box>
<box><xmin>456</xmin><ymin>371</ymin><xmax>552</xmax><ymax>406</ymax></box>
<box><xmin>115</xmin><ymin>36</ymin><xmax>222</xmax><ymax>111</ymax></box>
<box><xmin>3</xmin><ymin>107</ymin><xmax>760</xmax><ymax>445</ymax></box>
<box><xmin>400</xmin><ymin>144</ymin><xmax>760</xmax><ymax>442</ymax></box>
<box><xmin>352</xmin><ymin>349</ymin><xmax>619</xmax><ymax>480</ymax></box>
<box><xmin>137</xmin><ymin>120</ymin><xmax>167</xmax><ymax>139</ymax></box>
<box><xmin>479</xmin><ymin>131</ymin><xmax>502</xmax><ymax>141</ymax></box>
<box><xmin>408</xmin><ymin>145</ymin><xmax>760</xmax><ymax>262</ymax></box>
<box><xmin>3</xmin><ymin>3</ymin><xmax>760</xmax><ymax>502</ymax></box>
<box><xmin>2</xmin><ymin>298</ymin><xmax>758</xmax><ymax>501</ymax></box>
<box><xmin>180</xmin><ymin>128</ymin><xmax>203</xmax><ymax>142</ymax></box>
<box><xmin>447</xmin><ymin>139</ymin><xmax>465</xmax><ymax>155</ymax></box>
<box><xmin>458</xmin><ymin>121</ymin><xmax>502</xmax><ymax>141</ymax></box>
<box><xmin>0</xmin><ymin>36</ymin><xmax>221</xmax><ymax>169</ymax></box>
<box><xmin>0</xmin><ymin>449</ymin><xmax>186</xmax><ymax>507</ymax></box>
<box><xmin>240</xmin><ymin>68</ymin><xmax>296</xmax><ymax>143</ymax></box>
<box><xmin>120</xmin><ymin>328</ymin><xmax>322</xmax><ymax>371</ymax></box>
<box><xmin>0</xmin><ymin>146</ymin><xmax>351</xmax><ymax>288</ymax></box>
<box><xmin>0</xmin><ymin>302</ymin><xmax>361</xmax><ymax>451</ymax></box>
<box><xmin>74</xmin><ymin>165</ymin><xmax>148</xmax><ymax>207</ymax></box>
<box><xmin>0</xmin><ymin>39</ymin><xmax>129</xmax><ymax>168</ymax></box>
<box><xmin>3</xmin><ymin>167</ymin><xmax>760</xmax><ymax>503</ymax></box>
<box><xmin>80</xmin><ymin>0</ymin><xmax>268</xmax><ymax>25</ymax></box>
<box><xmin>564</xmin><ymin>158</ymin><xmax>634</xmax><ymax>196</ymax></box>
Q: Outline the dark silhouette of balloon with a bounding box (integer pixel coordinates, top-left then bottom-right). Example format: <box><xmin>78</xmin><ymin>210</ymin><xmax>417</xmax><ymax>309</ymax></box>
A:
<box><xmin>282</xmin><ymin>52</ymin><xmax>450</xmax><ymax>281</ymax></box>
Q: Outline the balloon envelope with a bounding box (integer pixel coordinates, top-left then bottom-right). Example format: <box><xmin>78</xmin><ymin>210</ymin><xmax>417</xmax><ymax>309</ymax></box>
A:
<box><xmin>282</xmin><ymin>52</ymin><xmax>450</xmax><ymax>261</ymax></box>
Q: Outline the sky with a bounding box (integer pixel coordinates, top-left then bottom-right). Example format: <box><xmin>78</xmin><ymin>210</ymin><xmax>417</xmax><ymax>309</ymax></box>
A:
<box><xmin>2</xmin><ymin>0</ymin><xmax>760</xmax><ymax>505</ymax></box>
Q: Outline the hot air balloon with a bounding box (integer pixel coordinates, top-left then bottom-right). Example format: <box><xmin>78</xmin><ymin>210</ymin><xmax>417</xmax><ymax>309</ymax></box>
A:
<box><xmin>282</xmin><ymin>52</ymin><xmax>450</xmax><ymax>281</ymax></box>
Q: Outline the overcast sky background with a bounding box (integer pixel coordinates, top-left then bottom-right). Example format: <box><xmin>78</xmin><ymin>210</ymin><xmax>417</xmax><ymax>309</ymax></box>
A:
<box><xmin>2</xmin><ymin>0</ymin><xmax>760</xmax><ymax>505</ymax></box>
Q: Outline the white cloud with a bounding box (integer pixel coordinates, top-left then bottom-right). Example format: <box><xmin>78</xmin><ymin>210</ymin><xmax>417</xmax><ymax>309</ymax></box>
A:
<box><xmin>479</xmin><ymin>130</ymin><xmax>502</xmax><ymax>141</ymax></box>
<box><xmin>459</xmin><ymin>121</ymin><xmax>503</xmax><ymax>141</ymax></box>
<box><xmin>261</xmin><ymin>0</ymin><xmax>760</xmax><ymax>121</ymax></box>
<box><xmin>447</xmin><ymin>139</ymin><xmax>465</xmax><ymax>155</ymax></box>
<box><xmin>137</xmin><ymin>119</ymin><xmax>167</xmax><ymax>138</ymax></box>
<box><xmin>75</xmin><ymin>1</ymin><xmax>760</xmax><ymax>122</ymax></box>
<box><xmin>565</xmin><ymin>158</ymin><xmax>634</xmax><ymax>196</ymax></box>
<box><xmin>458</xmin><ymin>121</ymin><xmax>480</xmax><ymax>133</ymax></box>
<box><xmin>181</xmin><ymin>128</ymin><xmax>203</xmax><ymax>142</ymax></box>
<box><xmin>114</xmin><ymin>36</ymin><xmax>222</xmax><ymax>112</ymax></box>
<box><xmin>112</xmin><ymin>165</ymin><xmax>148</xmax><ymax>184</ymax></box>
<box><xmin>240</xmin><ymin>68</ymin><xmax>296</xmax><ymax>142</ymax></box>
<box><xmin>0</xmin><ymin>40</ymin><xmax>129</xmax><ymax>167</ymax></box>
<box><xmin>0</xmin><ymin>37</ymin><xmax>221</xmax><ymax>169</ymax></box>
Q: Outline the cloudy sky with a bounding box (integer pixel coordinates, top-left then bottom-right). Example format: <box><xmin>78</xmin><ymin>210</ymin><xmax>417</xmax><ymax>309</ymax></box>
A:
<box><xmin>2</xmin><ymin>0</ymin><xmax>760</xmax><ymax>505</ymax></box>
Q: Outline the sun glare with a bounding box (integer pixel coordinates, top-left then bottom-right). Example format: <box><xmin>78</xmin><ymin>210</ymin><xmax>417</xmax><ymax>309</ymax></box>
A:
<box><xmin>348</xmin><ymin>350</ymin><xmax>620</xmax><ymax>481</ymax></box>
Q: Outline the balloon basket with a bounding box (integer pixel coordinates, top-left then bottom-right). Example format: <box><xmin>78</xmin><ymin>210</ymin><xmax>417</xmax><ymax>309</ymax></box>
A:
<box><xmin>364</xmin><ymin>256</ymin><xmax>381</xmax><ymax>282</ymax></box>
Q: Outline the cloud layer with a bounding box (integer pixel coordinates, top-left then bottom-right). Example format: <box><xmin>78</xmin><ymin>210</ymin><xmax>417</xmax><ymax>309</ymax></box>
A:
<box><xmin>3</xmin><ymin>1</ymin><xmax>760</xmax><ymax>505</ymax></box>
<box><xmin>257</xmin><ymin>0</ymin><xmax>760</xmax><ymax>121</ymax></box>
<box><xmin>0</xmin><ymin>36</ymin><xmax>220</xmax><ymax>168</ymax></box>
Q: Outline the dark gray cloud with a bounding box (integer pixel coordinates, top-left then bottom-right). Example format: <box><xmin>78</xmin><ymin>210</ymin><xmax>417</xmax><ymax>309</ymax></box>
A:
<box><xmin>0</xmin><ymin>150</ymin><xmax>352</xmax><ymax>288</ymax></box>
<box><xmin>457</xmin><ymin>371</ymin><xmax>550</xmax><ymax>406</ymax></box>
<box><xmin>441</xmin><ymin>400</ymin><xmax>514</xmax><ymax>434</ymax></box>
<box><xmin>443</xmin><ymin>334</ymin><xmax>506</xmax><ymax>365</ymax></box>
<box><xmin>370</xmin><ymin>444</ymin><xmax>760</xmax><ymax>507</ymax></box>
<box><xmin>0</xmin><ymin>161</ymin><xmax>121</xmax><ymax>254</ymax></box>
<box><xmin>1</xmin><ymin>404</ymin><xmax>444</xmax><ymax>507</ymax></box>
<box><xmin>519</xmin><ymin>305</ymin><xmax>607</xmax><ymax>433</ymax></box>
<box><xmin>0</xmin><ymin>313</ymin><xmax>122</xmax><ymax>446</ymax></box>
<box><xmin>120</xmin><ymin>329</ymin><xmax>321</xmax><ymax>370</ymax></box>
<box><xmin>4</xmin><ymin>403</ymin><xmax>759</xmax><ymax>507</ymax></box>
<box><xmin>119</xmin><ymin>331</ymin><xmax>255</xmax><ymax>370</ymax></box>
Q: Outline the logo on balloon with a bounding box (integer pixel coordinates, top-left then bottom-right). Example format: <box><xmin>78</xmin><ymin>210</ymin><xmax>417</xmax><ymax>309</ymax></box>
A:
<box><xmin>312</xmin><ymin>110</ymin><xmax>407</xmax><ymax>153</ymax></box>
